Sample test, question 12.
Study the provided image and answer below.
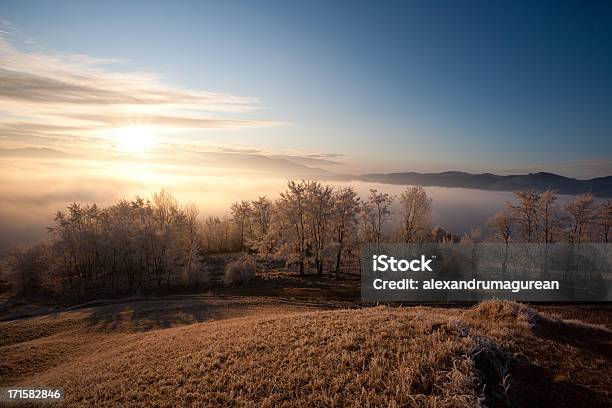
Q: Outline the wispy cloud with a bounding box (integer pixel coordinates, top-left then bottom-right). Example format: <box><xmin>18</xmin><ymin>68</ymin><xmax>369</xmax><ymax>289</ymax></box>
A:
<box><xmin>0</xmin><ymin>32</ymin><xmax>283</xmax><ymax>152</ymax></box>
<box><xmin>142</xmin><ymin>141</ymin><xmax>343</xmax><ymax>174</ymax></box>
<box><xmin>271</xmin><ymin>154</ymin><xmax>345</xmax><ymax>166</ymax></box>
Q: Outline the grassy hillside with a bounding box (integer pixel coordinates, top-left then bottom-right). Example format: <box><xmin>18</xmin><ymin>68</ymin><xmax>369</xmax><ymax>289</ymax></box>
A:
<box><xmin>1</xmin><ymin>298</ymin><xmax>610</xmax><ymax>407</ymax></box>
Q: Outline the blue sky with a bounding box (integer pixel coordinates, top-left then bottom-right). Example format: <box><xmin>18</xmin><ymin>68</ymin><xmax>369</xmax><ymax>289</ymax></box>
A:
<box><xmin>1</xmin><ymin>0</ymin><xmax>611</xmax><ymax>176</ymax></box>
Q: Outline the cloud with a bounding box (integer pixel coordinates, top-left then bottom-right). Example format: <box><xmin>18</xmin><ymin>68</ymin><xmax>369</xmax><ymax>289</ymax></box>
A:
<box><xmin>306</xmin><ymin>153</ymin><xmax>347</xmax><ymax>159</ymax></box>
<box><xmin>0</xmin><ymin>33</ymin><xmax>283</xmax><ymax>152</ymax></box>
<box><xmin>145</xmin><ymin>142</ymin><xmax>335</xmax><ymax>176</ymax></box>
<box><xmin>271</xmin><ymin>154</ymin><xmax>345</xmax><ymax>166</ymax></box>
<box><xmin>0</xmin><ymin>146</ymin><xmax>77</xmax><ymax>159</ymax></box>
<box><xmin>65</xmin><ymin>113</ymin><xmax>279</xmax><ymax>129</ymax></box>
<box><xmin>0</xmin><ymin>39</ymin><xmax>257</xmax><ymax>111</ymax></box>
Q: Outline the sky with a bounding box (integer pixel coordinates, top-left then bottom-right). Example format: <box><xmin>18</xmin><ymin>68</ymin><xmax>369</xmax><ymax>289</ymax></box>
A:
<box><xmin>0</xmin><ymin>0</ymin><xmax>611</xmax><ymax>252</ymax></box>
<box><xmin>0</xmin><ymin>0</ymin><xmax>611</xmax><ymax>177</ymax></box>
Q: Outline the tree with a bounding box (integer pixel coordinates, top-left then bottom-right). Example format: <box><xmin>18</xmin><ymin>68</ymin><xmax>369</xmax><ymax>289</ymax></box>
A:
<box><xmin>249</xmin><ymin>196</ymin><xmax>275</xmax><ymax>260</ymax></box>
<box><xmin>275</xmin><ymin>181</ymin><xmax>309</xmax><ymax>274</ymax></box>
<box><xmin>488</xmin><ymin>209</ymin><xmax>513</xmax><ymax>276</ymax></box>
<box><xmin>488</xmin><ymin>209</ymin><xmax>513</xmax><ymax>245</ymax></box>
<box><xmin>181</xmin><ymin>202</ymin><xmax>202</xmax><ymax>285</ymax></box>
<box><xmin>151</xmin><ymin>190</ymin><xmax>185</xmax><ymax>289</ymax></box>
<box><xmin>251</xmin><ymin>196</ymin><xmax>272</xmax><ymax>239</ymax></box>
<box><xmin>304</xmin><ymin>181</ymin><xmax>334</xmax><ymax>275</ymax></box>
<box><xmin>201</xmin><ymin>216</ymin><xmax>234</xmax><ymax>254</ymax></box>
<box><xmin>565</xmin><ymin>193</ymin><xmax>596</xmax><ymax>245</ymax></box>
<box><xmin>230</xmin><ymin>200</ymin><xmax>253</xmax><ymax>250</ymax></box>
<box><xmin>46</xmin><ymin>190</ymin><xmax>209</xmax><ymax>294</ymax></box>
<box><xmin>598</xmin><ymin>200</ymin><xmax>612</xmax><ymax>252</ymax></box>
<box><xmin>8</xmin><ymin>243</ymin><xmax>49</xmax><ymax>294</ymax></box>
<box><xmin>507</xmin><ymin>189</ymin><xmax>540</xmax><ymax>242</ymax></box>
<box><xmin>534</xmin><ymin>190</ymin><xmax>561</xmax><ymax>278</ymax></box>
<box><xmin>330</xmin><ymin>187</ymin><xmax>360</xmax><ymax>276</ymax></box>
<box><xmin>537</xmin><ymin>190</ymin><xmax>561</xmax><ymax>244</ymax></box>
<box><xmin>399</xmin><ymin>186</ymin><xmax>432</xmax><ymax>243</ymax></box>
<box><xmin>361</xmin><ymin>189</ymin><xmax>394</xmax><ymax>243</ymax></box>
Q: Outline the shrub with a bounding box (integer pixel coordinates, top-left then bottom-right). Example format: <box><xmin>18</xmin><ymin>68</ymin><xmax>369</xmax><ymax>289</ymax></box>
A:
<box><xmin>224</xmin><ymin>255</ymin><xmax>256</xmax><ymax>286</ymax></box>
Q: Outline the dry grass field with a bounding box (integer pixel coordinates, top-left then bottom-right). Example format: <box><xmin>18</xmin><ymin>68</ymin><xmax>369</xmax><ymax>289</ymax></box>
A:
<box><xmin>1</xmin><ymin>292</ymin><xmax>611</xmax><ymax>407</ymax></box>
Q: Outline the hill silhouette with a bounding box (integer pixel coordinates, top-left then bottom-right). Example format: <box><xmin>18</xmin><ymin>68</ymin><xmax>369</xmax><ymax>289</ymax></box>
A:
<box><xmin>351</xmin><ymin>171</ymin><xmax>612</xmax><ymax>196</ymax></box>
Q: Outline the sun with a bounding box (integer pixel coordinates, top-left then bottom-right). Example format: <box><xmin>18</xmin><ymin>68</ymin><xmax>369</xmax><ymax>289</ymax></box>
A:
<box><xmin>113</xmin><ymin>126</ymin><xmax>158</xmax><ymax>155</ymax></box>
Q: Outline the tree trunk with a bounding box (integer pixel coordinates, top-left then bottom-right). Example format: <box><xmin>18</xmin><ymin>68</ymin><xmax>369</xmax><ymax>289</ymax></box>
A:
<box><xmin>335</xmin><ymin>248</ymin><xmax>342</xmax><ymax>278</ymax></box>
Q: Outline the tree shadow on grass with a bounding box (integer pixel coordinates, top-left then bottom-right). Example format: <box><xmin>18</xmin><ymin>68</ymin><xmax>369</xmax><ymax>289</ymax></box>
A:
<box><xmin>83</xmin><ymin>299</ymin><xmax>252</xmax><ymax>333</ymax></box>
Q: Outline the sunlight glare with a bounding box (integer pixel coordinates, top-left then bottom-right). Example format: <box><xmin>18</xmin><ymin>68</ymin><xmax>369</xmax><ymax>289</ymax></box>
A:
<box><xmin>114</xmin><ymin>126</ymin><xmax>158</xmax><ymax>155</ymax></box>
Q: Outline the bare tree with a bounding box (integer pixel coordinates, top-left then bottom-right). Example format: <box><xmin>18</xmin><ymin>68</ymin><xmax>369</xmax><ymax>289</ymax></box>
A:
<box><xmin>488</xmin><ymin>209</ymin><xmax>513</xmax><ymax>276</ymax></box>
<box><xmin>304</xmin><ymin>181</ymin><xmax>334</xmax><ymax>275</ymax></box>
<box><xmin>537</xmin><ymin>190</ymin><xmax>561</xmax><ymax>244</ymax></box>
<box><xmin>201</xmin><ymin>215</ymin><xmax>236</xmax><ymax>254</ymax></box>
<box><xmin>275</xmin><ymin>181</ymin><xmax>308</xmax><ymax>274</ymax></box>
<box><xmin>182</xmin><ymin>203</ymin><xmax>202</xmax><ymax>284</ymax></box>
<box><xmin>488</xmin><ymin>209</ymin><xmax>513</xmax><ymax>245</ymax></box>
<box><xmin>230</xmin><ymin>200</ymin><xmax>253</xmax><ymax>251</ymax></box>
<box><xmin>399</xmin><ymin>186</ymin><xmax>432</xmax><ymax>243</ymax></box>
<box><xmin>249</xmin><ymin>196</ymin><xmax>274</xmax><ymax>260</ymax></box>
<box><xmin>507</xmin><ymin>189</ymin><xmax>540</xmax><ymax>242</ymax></box>
<box><xmin>251</xmin><ymin>196</ymin><xmax>272</xmax><ymax>238</ymax></box>
<box><xmin>46</xmin><ymin>190</ymin><xmax>211</xmax><ymax>294</ymax></box>
<box><xmin>7</xmin><ymin>243</ymin><xmax>49</xmax><ymax>294</ymax></box>
<box><xmin>563</xmin><ymin>193</ymin><xmax>597</xmax><ymax>280</ymax></box>
<box><xmin>361</xmin><ymin>189</ymin><xmax>394</xmax><ymax>243</ymax></box>
<box><xmin>330</xmin><ymin>187</ymin><xmax>360</xmax><ymax>276</ymax></box>
<box><xmin>598</xmin><ymin>200</ymin><xmax>612</xmax><ymax>252</ymax></box>
<box><xmin>565</xmin><ymin>193</ymin><xmax>596</xmax><ymax>245</ymax></box>
<box><xmin>535</xmin><ymin>190</ymin><xmax>562</xmax><ymax>278</ymax></box>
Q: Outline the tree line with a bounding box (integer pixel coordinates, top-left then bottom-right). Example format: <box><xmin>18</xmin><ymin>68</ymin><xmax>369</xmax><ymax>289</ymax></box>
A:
<box><xmin>489</xmin><ymin>190</ymin><xmax>611</xmax><ymax>247</ymax></box>
<box><xmin>230</xmin><ymin>181</ymin><xmax>440</xmax><ymax>277</ymax></box>
<box><xmin>3</xmin><ymin>181</ymin><xmax>611</xmax><ymax>296</ymax></box>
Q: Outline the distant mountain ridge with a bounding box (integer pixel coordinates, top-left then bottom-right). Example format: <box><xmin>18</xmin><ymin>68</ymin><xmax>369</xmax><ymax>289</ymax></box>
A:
<box><xmin>353</xmin><ymin>171</ymin><xmax>612</xmax><ymax>197</ymax></box>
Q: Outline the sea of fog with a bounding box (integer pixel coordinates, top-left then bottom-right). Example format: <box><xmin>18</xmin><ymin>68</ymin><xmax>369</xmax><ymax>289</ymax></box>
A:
<box><xmin>0</xmin><ymin>159</ymin><xmax>581</xmax><ymax>254</ymax></box>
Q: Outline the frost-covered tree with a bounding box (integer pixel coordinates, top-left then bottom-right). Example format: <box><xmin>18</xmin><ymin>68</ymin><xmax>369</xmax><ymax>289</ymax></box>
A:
<box><xmin>536</xmin><ymin>190</ymin><xmax>562</xmax><ymax>244</ymax></box>
<box><xmin>230</xmin><ymin>200</ymin><xmax>253</xmax><ymax>250</ymax></box>
<box><xmin>275</xmin><ymin>181</ymin><xmax>309</xmax><ymax>274</ymax></box>
<box><xmin>361</xmin><ymin>189</ymin><xmax>394</xmax><ymax>243</ymax></box>
<box><xmin>488</xmin><ymin>209</ymin><xmax>513</xmax><ymax>276</ymax></box>
<box><xmin>330</xmin><ymin>187</ymin><xmax>360</xmax><ymax>276</ymax></box>
<box><xmin>399</xmin><ymin>186</ymin><xmax>432</xmax><ymax>243</ymax></box>
<box><xmin>488</xmin><ymin>209</ymin><xmax>513</xmax><ymax>245</ymax></box>
<box><xmin>46</xmin><ymin>190</ymin><xmax>208</xmax><ymax>294</ymax></box>
<box><xmin>304</xmin><ymin>181</ymin><xmax>334</xmax><ymax>275</ymax></box>
<box><xmin>507</xmin><ymin>189</ymin><xmax>541</xmax><ymax>242</ymax></box>
<box><xmin>249</xmin><ymin>196</ymin><xmax>275</xmax><ymax>260</ymax></box>
<box><xmin>7</xmin><ymin>243</ymin><xmax>50</xmax><ymax>294</ymax></box>
<box><xmin>565</xmin><ymin>193</ymin><xmax>597</xmax><ymax>245</ymax></box>
<box><xmin>598</xmin><ymin>200</ymin><xmax>612</xmax><ymax>251</ymax></box>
